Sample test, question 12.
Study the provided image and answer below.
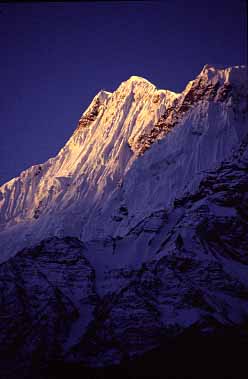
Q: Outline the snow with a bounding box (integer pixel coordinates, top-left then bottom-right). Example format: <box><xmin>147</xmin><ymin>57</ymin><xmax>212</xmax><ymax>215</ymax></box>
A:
<box><xmin>1</xmin><ymin>94</ymin><xmax>248</xmax><ymax>372</ymax></box>
<box><xmin>199</xmin><ymin>64</ymin><xmax>247</xmax><ymax>86</ymax></box>
<box><xmin>0</xmin><ymin>64</ymin><xmax>247</xmax><ymax>262</ymax></box>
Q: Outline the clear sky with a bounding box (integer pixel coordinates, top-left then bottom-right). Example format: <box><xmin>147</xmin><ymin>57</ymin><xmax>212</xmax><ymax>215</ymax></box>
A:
<box><xmin>0</xmin><ymin>1</ymin><xmax>246</xmax><ymax>185</ymax></box>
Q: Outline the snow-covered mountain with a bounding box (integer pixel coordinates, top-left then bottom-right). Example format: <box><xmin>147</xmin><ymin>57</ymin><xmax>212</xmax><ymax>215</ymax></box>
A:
<box><xmin>1</xmin><ymin>126</ymin><xmax>248</xmax><ymax>378</ymax></box>
<box><xmin>0</xmin><ymin>64</ymin><xmax>247</xmax><ymax>262</ymax></box>
<box><xmin>0</xmin><ymin>64</ymin><xmax>248</xmax><ymax>377</ymax></box>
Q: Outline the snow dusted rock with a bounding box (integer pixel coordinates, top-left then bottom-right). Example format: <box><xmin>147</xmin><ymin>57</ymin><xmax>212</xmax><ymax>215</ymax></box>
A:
<box><xmin>131</xmin><ymin>64</ymin><xmax>248</xmax><ymax>155</ymax></box>
<box><xmin>0</xmin><ymin>237</ymin><xmax>98</xmax><ymax>377</ymax></box>
<box><xmin>110</xmin><ymin>64</ymin><xmax>248</xmax><ymax>233</ymax></box>
<box><xmin>69</xmin><ymin>258</ymin><xmax>248</xmax><ymax>367</ymax></box>
<box><xmin>0</xmin><ymin>65</ymin><xmax>247</xmax><ymax>261</ymax></box>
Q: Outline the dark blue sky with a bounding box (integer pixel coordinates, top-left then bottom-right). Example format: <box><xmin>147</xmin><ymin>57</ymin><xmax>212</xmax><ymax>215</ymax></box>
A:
<box><xmin>0</xmin><ymin>1</ymin><xmax>246</xmax><ymax>185</ymax></box>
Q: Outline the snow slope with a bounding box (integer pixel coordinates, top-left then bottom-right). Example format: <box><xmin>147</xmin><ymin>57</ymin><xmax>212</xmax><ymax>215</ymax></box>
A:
<box><xmin>0</xmin><ymin>65</ymin><xmax>247</xmax><ymax>262</ymax></box>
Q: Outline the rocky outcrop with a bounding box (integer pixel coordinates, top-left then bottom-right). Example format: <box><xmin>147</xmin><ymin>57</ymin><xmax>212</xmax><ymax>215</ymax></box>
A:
<box><xmin>72</xmin><ymin>256</ymin><xmax>248</xmax><ymax>367</ymax></box>
<box><xmin>133</xmin><ymin>65</ymin><xmax>248</xmax><ymax>155</ymax></box>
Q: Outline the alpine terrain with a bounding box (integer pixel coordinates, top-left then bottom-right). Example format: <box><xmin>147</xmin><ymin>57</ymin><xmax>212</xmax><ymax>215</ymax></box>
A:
<box><xmin>0</xmin><ymin>64</ymin><xmax>248</xmax><ymax>378</ymax></box>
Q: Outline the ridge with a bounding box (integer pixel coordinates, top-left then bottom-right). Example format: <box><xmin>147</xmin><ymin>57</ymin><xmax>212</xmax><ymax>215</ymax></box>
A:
<box><xmin>0</xmin><ymin>65</ymin><xmax>247</xmax><ymax>262</ymax></box>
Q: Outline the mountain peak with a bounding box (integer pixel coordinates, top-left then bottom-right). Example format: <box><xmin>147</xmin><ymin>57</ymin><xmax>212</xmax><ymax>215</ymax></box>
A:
<box><xmin>93</xmin><ymin>89</ymin><xmax>112</xmax><ymax>103</ymax></box>
<box><xmin>198</xmin><ymin>64</ymin><xmax>247</xmax><ymax>87</ymax></box>
<box><xmin>128</xmin><ymin>75</ymin><xmax>151</xmax><ymax>82</ymax></box>
<box><xmin>0</xmin><ymin>65</ymin><xmax>247</xmax><ymax>261</ymax></box>
<box><xmin>123</xmin><ymin>75</ymin><xmax>155</xmax><ymax>88</ymax></box>
<box><xmin>97</xmin><ymin>89</ymin><xmax>112</xmax><ymax>97</ymax></box>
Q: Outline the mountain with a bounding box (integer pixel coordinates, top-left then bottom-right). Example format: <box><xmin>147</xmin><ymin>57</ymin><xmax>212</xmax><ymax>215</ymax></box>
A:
<box><xmin>1</xmin><ymin>129</ymin><xmax>248</xmax><ymax>378</ymax></box>
<box><xmin>0</xmin><ymin>65</ymin><xmax>247</xmax><ymax>262</ymax></box>
<box><xmin>0</xmin><ymin>65</ymin><xmax>248</xmax><ymax>378</ymax></box>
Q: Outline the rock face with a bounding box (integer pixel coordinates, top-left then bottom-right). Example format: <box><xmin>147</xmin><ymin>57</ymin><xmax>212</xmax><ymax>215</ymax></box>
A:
<box><xmin>132</xmin><ymin>65</ymin><xmax>247</xmax><ymax>155</ymax></box>
<box><xmin>0</xmin><ymin>65</ymin><xmax>247</xmax><ymax>262</ymax></box>
<box><xmin>1</xmin><ymin>136</ymin><xmax>248</xmax><ymax>377</ymax></box>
